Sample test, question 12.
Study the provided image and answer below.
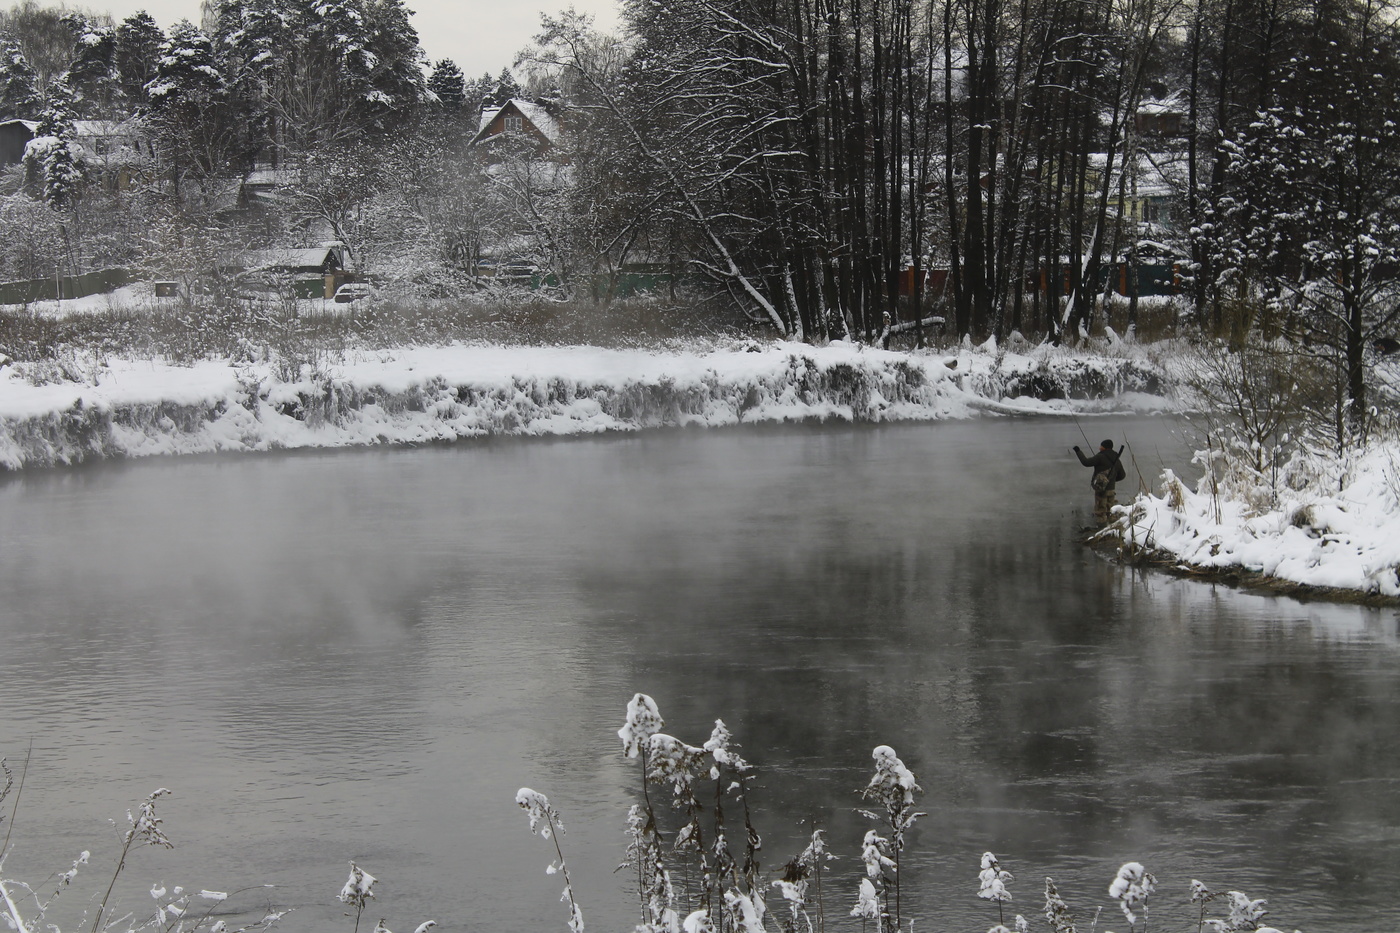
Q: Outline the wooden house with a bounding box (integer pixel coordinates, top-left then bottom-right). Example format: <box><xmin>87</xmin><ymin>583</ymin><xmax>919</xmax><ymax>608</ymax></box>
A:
<box><xmin>471</xmin><ymin>99</ymin><xmax>564</xmax><ymax>161</ymax></box>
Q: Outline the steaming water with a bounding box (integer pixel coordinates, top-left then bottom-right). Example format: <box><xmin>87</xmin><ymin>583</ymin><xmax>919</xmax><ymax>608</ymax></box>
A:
<box><xmin>2</xmin><ymin>417</ymin><xmax>1398</xmax><ymax>933</ymax></box>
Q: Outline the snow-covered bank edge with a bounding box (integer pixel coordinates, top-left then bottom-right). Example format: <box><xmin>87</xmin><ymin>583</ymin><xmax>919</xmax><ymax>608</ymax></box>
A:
<box><xmin>0</xmin><ymin>341</ymin><xmax>1172</xmax><ymax>470</ymax></box>
<box><xmin>1100</xmin><ymin>444</ymin><xmax>1400</xmax><ymax>604</ymax></box>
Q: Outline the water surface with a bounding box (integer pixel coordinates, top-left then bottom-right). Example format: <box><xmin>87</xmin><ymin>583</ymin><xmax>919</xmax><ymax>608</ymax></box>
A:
<box><xmin>2</xmin><ymin>417</ymin><xmax>1397</xmax><ymax>933</ymax></box>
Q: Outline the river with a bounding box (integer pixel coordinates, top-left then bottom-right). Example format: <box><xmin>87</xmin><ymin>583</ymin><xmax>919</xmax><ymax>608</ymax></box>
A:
<box><xmin>1</xmin><ymin>416</ymin><xmax>1397</xmax><ymax>933</ymax></box>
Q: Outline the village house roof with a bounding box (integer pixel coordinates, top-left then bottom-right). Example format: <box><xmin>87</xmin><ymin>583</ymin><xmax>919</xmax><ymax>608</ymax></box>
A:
<box><xmin>232</xmin><ymin>246</ymin><xmax>347</xmax><ymax>274</ymax></box>
<box><xmin>472</xmin><ymin>98</ymin><xmax>562</xmax><ymax>147</ymax></box>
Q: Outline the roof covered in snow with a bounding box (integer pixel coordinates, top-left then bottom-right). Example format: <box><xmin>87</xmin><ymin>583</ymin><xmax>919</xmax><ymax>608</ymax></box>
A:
<box><xmin>234</xmin><ymin>247</ymin><xmax>344</xmax><ymax>272</ymax></box>
<box><xmin>473</xmin><ymin>99</ymin><xmax>561</xmax><ymax>147</ymax></box>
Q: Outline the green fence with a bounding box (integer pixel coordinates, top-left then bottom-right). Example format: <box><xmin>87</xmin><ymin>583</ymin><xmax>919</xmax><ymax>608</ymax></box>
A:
<box><xmin>0</xmin><ymin>268</ymin><xmax>132</xmax><ymax>305</ymax></box>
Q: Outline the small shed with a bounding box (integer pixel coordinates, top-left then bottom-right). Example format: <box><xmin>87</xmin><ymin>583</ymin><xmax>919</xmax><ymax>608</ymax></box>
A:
<box><xmin>236</xmin><ymin>246</ymin><xmax>347</xmax><ymax>277</ymax></box>
<box><xmin>229</xmin><ymin>244</ymin><xmax>351</xmax><ymax>298</ymax></box>
<box><xmin>0</xmin><ymin>119</ymin><xmax>38</xmax><ymax>167</ymax></box>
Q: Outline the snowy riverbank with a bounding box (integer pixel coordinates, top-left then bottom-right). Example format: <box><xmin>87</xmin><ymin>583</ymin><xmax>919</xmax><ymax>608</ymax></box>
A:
<box><xmin>0</xmin><ymin>339</ymin><xmax>1170</xmax><ymax>469</ymax></box>
<box><xmin>7</xmin><ymin>332</ymin><xmax>1399</xmax><ymax>603</ymax></box>
<box><xmin>1112</xmin><ymin>442</ymin><xmax>1400</xmax><ymax>601</ymax></box>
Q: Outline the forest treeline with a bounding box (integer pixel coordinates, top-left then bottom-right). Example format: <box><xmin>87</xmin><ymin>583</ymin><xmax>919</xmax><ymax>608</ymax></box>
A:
<box><xmin>1</xmin><ymin>0</ymin><xmax>1399</xmax><ymax>423</ymax></box>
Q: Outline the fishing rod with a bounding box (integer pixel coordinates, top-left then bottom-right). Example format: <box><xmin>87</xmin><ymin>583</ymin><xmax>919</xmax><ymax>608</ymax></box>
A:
<box><xmin>1122</xmin><ymin>438</ymin><xmax>1150</xmax><ymax>493</ymax></box>
<box><xmin>1070</xmin><ymin>411</ymin><xmax>1149</xmax><ymax>492</ymax></box>
<box><xmin>1068</xmin><ymin>408</ymin><xmax>1094</xmax><ymax>450</ymax></box>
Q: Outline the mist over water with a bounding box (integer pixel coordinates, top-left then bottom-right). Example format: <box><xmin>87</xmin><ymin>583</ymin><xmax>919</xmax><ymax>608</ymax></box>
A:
<box><xmin>2</xmin><ymin>417</ymin><xmax>1398</xmax><ymax>933</ymax></box>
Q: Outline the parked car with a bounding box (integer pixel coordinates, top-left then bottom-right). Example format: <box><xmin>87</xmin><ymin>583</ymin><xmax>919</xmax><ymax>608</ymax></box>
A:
<box><xmin>333</xmin><ymin>283</ymin><xmax>373</xmax><ymax>303</ymax></box>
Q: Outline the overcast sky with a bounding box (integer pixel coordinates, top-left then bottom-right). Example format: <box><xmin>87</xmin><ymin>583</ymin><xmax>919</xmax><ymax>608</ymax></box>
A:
<box><xmin>90</xmin><ymin>0</ymin><xmax>623</xmax><ymax>77</ymax></box>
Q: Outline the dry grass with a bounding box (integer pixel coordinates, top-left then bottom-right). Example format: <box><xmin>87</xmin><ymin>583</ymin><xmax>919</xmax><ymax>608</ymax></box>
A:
<box><xmin>0</xmin><ymin>293</ymin><xmax>759</xmax><ymax>367</ymax></box>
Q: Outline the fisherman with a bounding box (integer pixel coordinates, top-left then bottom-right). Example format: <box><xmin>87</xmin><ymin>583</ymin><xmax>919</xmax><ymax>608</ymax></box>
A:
<box><xmin>1074</xmin><ymin>439</ymin><xmax>1127</xmax><ymax>526</ymax></box>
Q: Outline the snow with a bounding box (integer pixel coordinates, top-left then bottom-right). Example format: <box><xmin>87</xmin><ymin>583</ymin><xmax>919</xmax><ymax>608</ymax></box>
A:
<box><xmin>1114</xmin><ymin>441</ymin><xmax>1400</xmax><ymax>598</ymax></box>
<box><xmin>0</xmin><ymin>340</ymin><xmax>1174</xmax><ymax>473</ymax></box>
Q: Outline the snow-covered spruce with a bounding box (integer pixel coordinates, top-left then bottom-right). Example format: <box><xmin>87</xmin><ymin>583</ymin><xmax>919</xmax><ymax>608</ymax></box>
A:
<box><xmin>0</xmin><ymin>341</ymin><xmax>1172</xmax><ymax>470</ymax></box>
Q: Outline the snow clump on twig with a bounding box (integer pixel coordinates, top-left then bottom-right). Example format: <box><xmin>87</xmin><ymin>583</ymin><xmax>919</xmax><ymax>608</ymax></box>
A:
<box><xmin>618</xmin><ymin>693</ymin><xmax>664</xmax><ymax>759</ymax></box>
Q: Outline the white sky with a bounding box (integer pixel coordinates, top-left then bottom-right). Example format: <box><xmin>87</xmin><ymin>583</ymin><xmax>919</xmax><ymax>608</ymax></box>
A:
<box><xmin>88</xmin><ymin>0</ymin><xmax>623</xmax><ymax>77</ymax></box>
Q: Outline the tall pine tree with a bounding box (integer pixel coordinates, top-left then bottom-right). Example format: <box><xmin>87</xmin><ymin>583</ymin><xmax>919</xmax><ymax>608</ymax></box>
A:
<box><xmin>145</xmin><ymin>20</ymin><xmax>234</xmax><ymax>186</ymax></box>
<box><xmin>114</xmin><ymin>11</ymin><xmax>165</xmax><ymax>113</ymax></box>
<box><xmin>361</xmin><ymin>0</ymin><xmax>424</xmax><ymax>131</ymax></box>
<box><xmin>63</xmin><ymin>15</ymin><xmax>119</xmax><ymax>118</ymax></box>
<box><xmin>0</xmin><ymin>32</ymin><xmax>40</xmax><ymax>119</ymax></box>
<box><xmin>24</xmin><ymin>80</ymin><xmax>85</xmax><ymax>210</ymax></box>
<box><xmin>427</xmin><ymin>57</ymin><xmax>465</xmax><ymax>110</ymax></box>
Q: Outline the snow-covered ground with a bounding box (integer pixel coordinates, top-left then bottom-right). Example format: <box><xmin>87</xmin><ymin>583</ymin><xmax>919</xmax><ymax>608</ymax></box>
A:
<box><xmin>6</xmin><ymin>284</ymin><xmax>355</xmax><ymax>318</ymax></box>
<box><xmin>0</xmin><ymin>338</ymin><xmax>1170</xmax><ymax>469</ymax></box>
<box><xmin>1112</xmin><ymin>441</ymin><xmax>1400</xmax><ymax>599</ymax></box>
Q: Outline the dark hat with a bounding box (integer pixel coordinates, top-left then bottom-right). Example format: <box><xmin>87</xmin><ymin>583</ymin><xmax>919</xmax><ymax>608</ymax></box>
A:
<box><xmin>1100</xmin><ymin>439</ymin><xmax>1113</xmax><ymax>449</ymax></box>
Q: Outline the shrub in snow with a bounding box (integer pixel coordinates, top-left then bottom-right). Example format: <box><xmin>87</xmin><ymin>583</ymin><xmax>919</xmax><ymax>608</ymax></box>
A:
<box><xmin>518</xmin><ymin>699</ymin><xmax>1311</xmax><ymax>933</ymax></box>
<box><xmin>1115</xmin><ymin>433</ymin><xmax>1400</xmax><ymax>597</ymax></box>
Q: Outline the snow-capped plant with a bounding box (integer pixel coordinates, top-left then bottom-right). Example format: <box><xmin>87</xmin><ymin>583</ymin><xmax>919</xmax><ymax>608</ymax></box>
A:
<box><xmin>338</xmin><ymin>861</ymin><xmax>377</xmax><ymax>933</ymax></box>
<box><xmin>1108</xmin><ymin>861</ymin><xmax>1156</xmax><ymax>930</ymax></box>
<box><xmin>617</xmin><ymin>698</ymin><xmax>779</xmax><ymax>932</ymax></box>
<box><xmin>517</xmin><ymin>788</ymin><xmax>583</xmax><ymax>933</ymax></box>
<box><xmin>845</xmin><ymin>874</ymin><xmax>879</xmax><ymax>930</ymax></box>
<box><xmin>616</xmin><ymin>695</ymin><xmax>680</xmax><ymax>931</ymax></box>
<box><xmin>704</xmin><ymin>721</ymin><xmax>761</xmax><ymax>907</ymax></box>
<box><xmin>684</xmin><ymin>907</ymin><xmax>718</xmax><ymax>933</ymax></box>
<box><xmin>722</xmin><ymin>888</ymin><xmax>766</xmax><ymax>933</ymax></box>
<box><xmin>87</xmin><ymin>788</ymin><xmax>176</xmax><ymax>933</ymax></box>
<box><xmin>774</xmin><ymin>830</ymin><xmax>832</xmax><ymax>933</ymax></box>
<box><xmin>1043</xmin><ymin>878</ymin><xmax>1077</xmax><ymax>933</ymax></box>
<box><xmin>648</xmin><ymin>731</ymin><xmax>713</xmax><ymax>903</ymax></box>
<box><xmin>1191</xmin><ymin>879</ymin><xmax>1222</xmax><ymax>932</ymax></box>
<box><xmin>1191</xmin><ymin>883</ymin><xmax>1273</xmax><ymax>933</ymax></box>
<box><xmin>856</xmin><ymin>745</ymin><xmax>923</xmax><ymax>933</ymax></box>
<box><xmin>849</xmin><ymin>877</ymin><xmax>880</xmax><ymax>929</ymax></box>
<box><xmin>772</xmin><ymin>829</ymin><xmax>832</xmax><ymax>933</ymax></box>
<box><xmin>1224</xmin><ymin>890</ymin><xmax>1268</xmax><ymax>930</ymax></box>
<box><xmin>770</xmin><ymin>876</ymin><xmax>806</xmax><ymax>933</ymax></box>
<box><xmin>619</xmin><ymin>693</ymin><xmax>665</xmax><ymax>759</ymax></box>
<box><xmin>978</xmin><ymin>851</ymin><xmax>1013</xmax><ymax>926</ymax></box>
<box><xmin>648</xmin><ymin>734</ymin><xmax>708</xmax><ymax>812</ymax></box>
